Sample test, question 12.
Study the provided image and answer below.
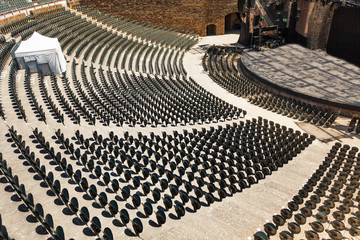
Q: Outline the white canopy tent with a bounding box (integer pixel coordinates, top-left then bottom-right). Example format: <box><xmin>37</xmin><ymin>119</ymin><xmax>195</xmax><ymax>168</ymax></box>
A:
<box><xmin>14</xmin><ymin>32</ymin><xmax>66</xmax><ymax>75</ymax></box>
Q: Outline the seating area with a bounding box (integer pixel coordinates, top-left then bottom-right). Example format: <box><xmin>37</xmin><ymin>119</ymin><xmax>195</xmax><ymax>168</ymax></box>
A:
<box><xmin>203</xmin><ymin>46</ymin><xmax>339</xmax><ymax>128</ymax></box>
<box><xmin>0</xmin><ymin>3</ymin><xmax>358</xmax><ymax>240</ymax></box>
<box><xmin>0</xmin><ymin>0</ymin><xmax>62</xmax><ymax>15</ymax></box>
<box><xmin>0</xmin><ymin>0</ymin><xmax>33</xmax><ymax>13</ymax></box>
<box><xmin>0</xmin><ymin>116</ymin><xmax>314</xmax><ymax>238</ymax></box>
<box><xmin>254</xmin><ymin>143</ymin><xmax>360</xmax><ymax>240</ymax></box>
<box><xmin>0</xmin><ymin>0</ymin><xmax>32</xmax><ymax>13</ymax></box>
<box><xmin>348</xmin><ymin>116</ymin><xmax>360</xmax><ymax>135</ymax></box>
<box><xmin>0</xmin><ymin>7</ymin><xmax>243</xmax><ymax>128</ymax></box>
<box><xmin>0</xmin><ymin>147</ymin><xmax>65</xmax><ymax>240</ymax></box>
<box><xmin>35</xmin><ymin>0</ymin><xmax>58</xmax><ymax>4</ymax></box>
<box><xmin>0</xmin><ymin>1</ymin><xmax>15</xmax><ymax>13</ymax></box>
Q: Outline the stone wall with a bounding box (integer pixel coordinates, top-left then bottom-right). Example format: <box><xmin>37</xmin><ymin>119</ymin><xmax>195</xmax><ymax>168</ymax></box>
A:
<box><xmin>295</xmin><ymin>1</ymin><xmax>315</xmax><ymax>37</ymax></box>
<box><xmin>79</xmin><ymin>0</ymin><xmax>238</xmax><ymax>36</ymax></box>
<box><xmin>290</xmin><ymin>0</ymin><xmax>336</xmax><ymax>49</ymax></box>
<box><xmin>307</xmin><ymin>1</ymin><xmax>336</xmax><ymax>49</ymax></box>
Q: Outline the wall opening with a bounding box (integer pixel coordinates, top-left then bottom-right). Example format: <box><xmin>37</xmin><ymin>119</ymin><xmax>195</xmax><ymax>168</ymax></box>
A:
<box><xmin>225</xmin><ymin>12</ymin><xmax>241</xmax><ymax>33</ymax></box>
<box><xmin>206</xmin><ymin>24</ymin><xmax>217</xmax><ymax>36</ymax></box>
<box><xmin>327</xmin><ymin>7</ymin><xmax>360</xmax><ymax>67</ymax></box>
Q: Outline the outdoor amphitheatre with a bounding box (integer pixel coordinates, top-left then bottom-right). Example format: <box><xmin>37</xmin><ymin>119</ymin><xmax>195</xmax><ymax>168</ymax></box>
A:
<box><xmin>0</xmin><ymin>0</ymin><xmax>360</xmax><ymax>239</ymax></box>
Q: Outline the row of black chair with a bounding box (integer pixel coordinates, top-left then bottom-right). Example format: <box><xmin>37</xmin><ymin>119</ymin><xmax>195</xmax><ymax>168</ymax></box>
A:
<box><xmin>30</xmin><ymin>127</ymin><xmax>119</xmax><ymax>239</ymax></box>
<box><xmin>8</xmin><ymin>126</ymin><xmax>119</xmax><ymax>239</ymax></box>
<box><xmin>50</xmin><ymin>73</ymin><xmax>80</xmax><ymax>125</ymax></box>
<box><xmin>62</xmin><ymin>117</ymin><xmax>313</xmax><ymax>227</ymax></box>
<box><xmin>23</xmin><ymin>67</ymin><xmax>47</xmax><ymax>123</ymax></box>
<box><xmin>254</xmin><ymin>143</ymin><xmax>360</xmax><ymax>240</ymax></box>
<box><xmin>37</xmin><ymin>127</ymin><xmax>145</xmax><ymax>237</ymax></box>
<box><xmin>36</xmin><ymin>71</ymin><xmax>64</xmax><ymax>124</ymax></box>
<box><xmin>72</xmin><ymin>5</ymin><xmax>196</xmax><ymax>79</ymax></box>
<box><xmin>61</xmin><ymin>73</ymin><xmax>96</xmax><ymax>125</ymax></box>
<box><xmin>0</xmin><ymin>148</ymin><xmax>65</xmax><ymax>240</ymax></box>
<box><xmin>0</xmin><ymin>40</ymin><xmax>16</xmax><ymax>120</ymax></box>
<box><xmin>69</xmin><ymin>61</ymin><xmax>245</xmax><ymax>127</ymax></box>
<box><xmin>348</xmin><ymin>116</ymin><xmax>360</xmax><ymax>134</ymax></box>
<box><xmin>77</xmin><ymin>6</ymin><xmax>198</xmax><ymax>50</ymax></box>
<box><xmin>1</xmin><ymin>6</ymin><xmax>221</xmax><ymax>130</ymax></box>
<box><xmin>203</xmin><ymin>46</ymin><xmax>339</xmax><ymax>128</ymax></box>
<box><xmin>8</xmin><ymin>63</ymin><xmax>27</xmax><ymax>122</ymax></box>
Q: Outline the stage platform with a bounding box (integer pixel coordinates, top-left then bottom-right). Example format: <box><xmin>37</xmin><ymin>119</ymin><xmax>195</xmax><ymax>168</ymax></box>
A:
<box><xmin>240</xmin><ymin>44</ymin><xmax>360</xmax><ymax>114</ymax></box>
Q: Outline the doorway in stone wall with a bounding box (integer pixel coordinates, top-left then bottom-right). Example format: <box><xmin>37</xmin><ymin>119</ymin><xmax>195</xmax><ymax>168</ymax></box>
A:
<box><xmin>206</xmin><ymin>24</ymin><xmax>217</xmax><ymax>36</ymax></box>
<box><xmin>225</xmin><ymin>12</ymin><xmax>241</xmax><ymax>33</ymax></box>
<box><xmin>327</xmin><ymin>7</ymin><xmax>360</xmax><ymax>66</ymax></box>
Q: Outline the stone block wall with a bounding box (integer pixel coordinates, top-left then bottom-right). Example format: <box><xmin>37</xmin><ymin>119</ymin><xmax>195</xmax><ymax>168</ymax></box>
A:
<box><xmin>306</xmin><ymin>1</ymin><xmax>336</xmax><ymax>49</ymax></box>
<box><xmin>295</xmin><ymin>1</ymin><xmax>315</xmax><ymax>37</ymax></box>
<box><xmin>291</xmin><ymin>0</ymin><xmax>336</xmax><ymax>49</ymax></box>
<box><xmin>79</xmin><ymin>0</ymin><xmax>238</xmax><ymax>36</ymax></box>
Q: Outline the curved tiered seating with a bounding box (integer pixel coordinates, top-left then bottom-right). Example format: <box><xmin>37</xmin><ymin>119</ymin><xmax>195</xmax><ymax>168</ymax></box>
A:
<box><xmin>0</xmin><ymin>6</ymin><xmax>246</xmax><ymax>128</ymax></box>
<box><xmin>75</xmin><ymin>6</ymin><xmax>197</xmax><ymax>76</ymax></box>
<box><xmin>8</xmin><ymin>63</ymin><xmax>27</xmax><ymax>122</ymax></box>
<box><xmin>0</xmin><ymin>3</ymin><xmax>357</xmax><ymax>240</ymax></box>
<box><xmin>24</xmin><ymin>67</ymin><xmax>47</xmax><ymax>123</ymax></box>
<box><xmin>203</xmin><ymin>46</ymin><xmax>339</xmax><ymax>128</ymax></box>
<box><xmin>0</xmin><ymin>5</ymin><xmax>246</xmax><ymax>238</ymax></box>
<box><xmin>0</xmin><ymin>39</ymin><xmax>14</xmax><ymax>120</ymax></box>
<box><xmin>0</xmin><ymin>0</ymin><xmax>32</xmax><ymax>14</ymax></box>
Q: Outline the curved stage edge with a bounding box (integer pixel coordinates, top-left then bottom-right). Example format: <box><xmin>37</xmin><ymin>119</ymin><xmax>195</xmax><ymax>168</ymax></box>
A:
<box><xmin>239</xmin><ymin>59</ymin><xmax>360</xmax><ymax>117</ymax></box>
